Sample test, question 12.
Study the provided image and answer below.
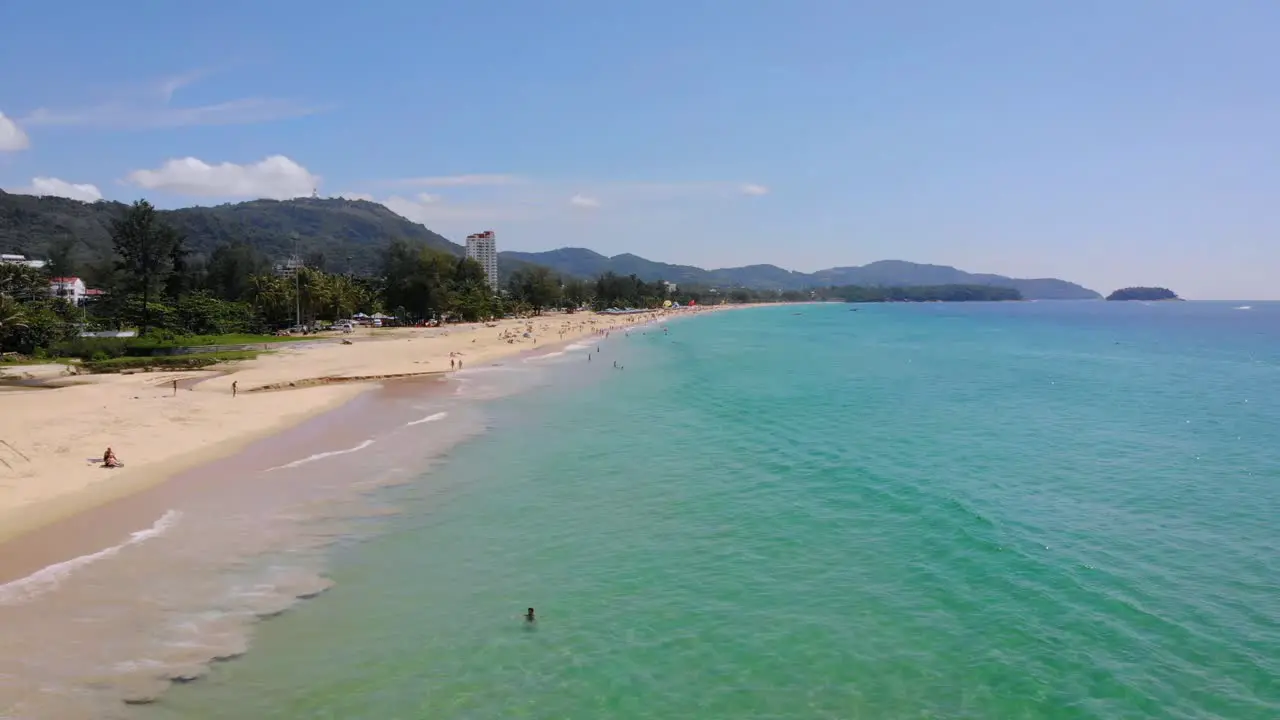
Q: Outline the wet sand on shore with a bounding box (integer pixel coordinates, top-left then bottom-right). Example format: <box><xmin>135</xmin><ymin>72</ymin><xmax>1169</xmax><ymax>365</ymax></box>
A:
<box><xmin>0</xmin><ymin>374</ymin><xmax>478</xmax><ymax>717</ymax></box>
<box><xmin>0</xmin><ymin>311</ymin><xmax>679</xmax><ymax>543</ymax></box>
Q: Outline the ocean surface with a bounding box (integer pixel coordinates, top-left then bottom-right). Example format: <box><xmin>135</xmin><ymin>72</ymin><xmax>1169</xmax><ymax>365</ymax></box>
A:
<box><xmin>9</xmin><ymin>301</ymin><xmax>1280</xmax><ymax>719</ymax></box>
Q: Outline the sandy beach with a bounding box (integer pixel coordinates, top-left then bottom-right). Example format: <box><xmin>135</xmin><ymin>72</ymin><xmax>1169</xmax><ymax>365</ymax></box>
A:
<box><xmin>0</xmin><ymin>309</ymin><xmax>685</xmax><ymax>544</ymax></box>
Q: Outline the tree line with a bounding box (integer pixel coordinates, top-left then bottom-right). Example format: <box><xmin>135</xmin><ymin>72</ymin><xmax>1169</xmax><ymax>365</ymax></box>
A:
<box><xmin>1</xmin><ymin>200</ymin><xmax>713</xmax><ymax>357</ymax></box>
<box><xmin>2</xmin><ymin>198</ymin><xmax>1023</xmax><ymax>359</ymax></box>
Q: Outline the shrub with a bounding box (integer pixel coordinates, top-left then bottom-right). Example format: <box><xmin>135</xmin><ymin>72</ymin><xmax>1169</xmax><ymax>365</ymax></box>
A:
<box><xmin>47</xmin><ymin>336</ymin><xmax>132</xmax><ymax>359</ymax></box>
<box><xmin>80</xmin><ymin>350</ymin><xmax>260</xmax><ymax>373</ymax></box>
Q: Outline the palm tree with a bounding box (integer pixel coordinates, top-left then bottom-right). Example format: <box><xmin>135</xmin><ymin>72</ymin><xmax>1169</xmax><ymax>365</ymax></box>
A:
<box><xmin>248</xmin><ymin>274</ymin><xmax>290</xmax><ymax>327</ymax></box>
<box><xmin>328</xmin><ymin>274</ymin><xmax>368</xmax><ymax>320</ymax></box>
<box><xmin>0</xmin><ymin>294</ymin><xmax>28</xmax><ymax>333</ymax></box>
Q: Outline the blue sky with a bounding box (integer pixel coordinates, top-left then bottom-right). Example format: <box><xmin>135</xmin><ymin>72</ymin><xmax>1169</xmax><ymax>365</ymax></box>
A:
<box><xmin>1</xmin><ymin>1</ymin><xmax>1277</xmax><ymax>299</ymax></box>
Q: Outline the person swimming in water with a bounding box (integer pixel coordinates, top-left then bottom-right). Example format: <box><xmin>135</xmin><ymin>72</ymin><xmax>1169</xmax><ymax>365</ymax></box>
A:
<box><xmin>525</xmin><ymin>607</ymin><xmax>536</xmax><ymax>623</ymax></box>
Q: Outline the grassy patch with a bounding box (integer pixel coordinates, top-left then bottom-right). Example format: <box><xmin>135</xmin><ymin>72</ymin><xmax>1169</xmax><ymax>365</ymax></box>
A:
<box><xmin>48</xmin><ymin>333</ymin><xmax>314</xmax><ymax>362</ymax></box>
<box><xmin>81</xmin><ymin>350</ymin><xmax>263</xmax><ymax>373</ymax></box>
<box><xmin>0</xmin><ymin>355</ymin><xmax>60</xmax><ymax>366</ymax></box>
<box><xmin>125</xmin><ymin>333</ymin><xmax>315</xmax><ymax>349</ymax></box>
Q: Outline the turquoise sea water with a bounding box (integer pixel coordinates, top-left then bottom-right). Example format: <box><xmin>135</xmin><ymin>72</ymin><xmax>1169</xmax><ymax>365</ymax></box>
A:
<box><xmin>148</xmin><ymin>302</ymin><xmax>1280</xmax><ymax>719</ymax></box>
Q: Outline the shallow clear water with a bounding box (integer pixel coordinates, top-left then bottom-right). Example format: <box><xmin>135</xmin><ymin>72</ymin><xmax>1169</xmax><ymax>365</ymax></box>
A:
<box><xmin>144</xmin><ymin>302</ymin><xmax>1280</xmax><ymax>719</ymax></box>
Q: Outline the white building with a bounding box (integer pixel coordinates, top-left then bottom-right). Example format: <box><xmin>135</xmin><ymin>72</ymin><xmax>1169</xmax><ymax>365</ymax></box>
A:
<box><xmin>664</xmin><ymin>281</ymin><xmax>678</xmax><ymax>294</ymax></box>
<box><xmin>50</xmin><ymin>276</ymin><xmax>87</xmax><ymax>304</ymax></box>
<box><xmin>465</xmin><ymin>230</ymin><xmax>499</xmax><ymax>292</ymax></box>
<box><xmin>274</xmin><ymin>254</ymin><xmax>304</xmax><ymax>277</ymax></box>
<box><xmin>1</xmin><ymin>253</ymin><xmax>47</xmax><ymax>270</ymax></box>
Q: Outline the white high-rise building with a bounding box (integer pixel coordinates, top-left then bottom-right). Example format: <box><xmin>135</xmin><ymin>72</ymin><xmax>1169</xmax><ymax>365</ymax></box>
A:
<box><xmin>465</xmin><ymin>230</ymin><xmax>499</xmax><ymax>292</ymax></box>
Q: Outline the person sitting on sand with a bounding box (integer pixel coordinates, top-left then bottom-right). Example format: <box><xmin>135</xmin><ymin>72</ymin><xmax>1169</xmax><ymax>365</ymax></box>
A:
<box><xmin>102</xmin><ymin>447</ymin><xmax>121</xmax><ymax>468</ymax></box>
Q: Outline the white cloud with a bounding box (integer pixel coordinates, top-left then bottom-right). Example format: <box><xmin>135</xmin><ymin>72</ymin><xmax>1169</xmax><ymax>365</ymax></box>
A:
<box><xmin>391</xmin><ymin>174</ymin><xmax>524</xmax><ymax>187</ymax></box>
<box><xmin>20</xmin><ymin>73</ymin><xmax>322</xmax><ymax>129</ymax></box>
<box><xmin>590</xmin><ymin>180</ymin><xmax>770</xmax><ymax>201</ymax></box>
<box><xmin>17</xmin><ymin>177</ymin><xmax>104</xmax><ymax>202</ymax></box>
<box><xmin>382</xmin><ymin>195</ymin><xmax>439</xmax><ymax>224</ymax></box>
<box><xmin>373</xmin><ymin>176</ymin><xmax>764</xmax><ymax>203</ymax></box>
<box><xmin>125</xmin><ymin>155</ymin><xmax>320</xmax><ymax>199</ymax></box>
<box><xmin>0</xmin><ymin>112</ymin><xmax>30</xmax><ymax>151</ymax></box>
<box><xmin>381</xmin><ymin>194</ymin><xmax>521</xmax><ymax>225</ymax></box>
<box><xmin>344</xmin><ymin>175</ymin><xmax>768</xmax><ymax>237</ymax></box>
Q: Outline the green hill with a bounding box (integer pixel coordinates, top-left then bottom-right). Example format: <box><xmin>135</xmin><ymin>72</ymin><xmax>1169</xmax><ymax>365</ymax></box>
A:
<box><xmin>0</xmin><ymin>191</ymin><xmax>458</xmax><ymax>276</ymax></box>
<box><xmin>1</xmin><ymin>192</ymin><xmax>1100</xmax><ymax>299</ymax></box>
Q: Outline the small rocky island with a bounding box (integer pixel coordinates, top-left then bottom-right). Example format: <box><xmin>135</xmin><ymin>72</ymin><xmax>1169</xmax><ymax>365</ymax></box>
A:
<box><xmin>1106</xmin><ymin>287</ymin><xmax>1181</xmax><ymax>301</ymax></box>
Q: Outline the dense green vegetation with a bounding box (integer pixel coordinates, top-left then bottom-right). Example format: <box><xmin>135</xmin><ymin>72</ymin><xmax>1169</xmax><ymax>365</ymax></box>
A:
<box><xmin>1106</xmin><ymin>287</ymin><xmax>1179</xmax><ymax>301</ymax></box>
<box><xmin>824</xmin><ymin>284</ymin><xmax>1022</xmax><ymax>303</ymax></box>
<box><xmin>0</xmin><ymin>199</ymin><xmax>504</xmax><ymax>366</ymax></box>
<box><xmin>0</xmin><ymin>191</ymin><xmax>456</xmax><ymax>283</ymax></box>
<box><xmin>2</xmin><ymin>192</ymin><xmax>1100</xmax><ymax>299</ymax></box>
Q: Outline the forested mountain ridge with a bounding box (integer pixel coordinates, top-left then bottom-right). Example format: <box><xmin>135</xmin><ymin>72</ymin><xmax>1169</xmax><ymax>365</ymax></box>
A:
<box><xmin>504</xmin><ymin>250</ymin><xmax>1101</xmax><ymax>299</ymax></box>
<box><xmin>0</xmin><ymin>191</ymin><xmax>457</xmax><ymax>277</ymax></box>
<box><xmin>1</xmin><ymin>192</ymin><xmax>1100</xmax><ymax>298</ymax></box>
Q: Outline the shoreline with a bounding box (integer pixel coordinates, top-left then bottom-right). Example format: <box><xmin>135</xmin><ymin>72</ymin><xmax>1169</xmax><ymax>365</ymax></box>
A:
<box><xmin>0</xmin><ymin>302</ymin><xmax>767</xmax><ymax>715</ymax></box>
<box><xmin>0</xmin><ymin>381</ymin><xmax>400</xmax><ymax>590</ymax></box>
<box><xmin>0</xmin><ymin>374</ymin><xmax>466</xmax><ymax>716</ymax></box>
<box><xmin>0</xmin><ymin>383</ymin><xmax>364</xmax><ymax>547</ymax></box>
<box><xmin>0</xmin><ymin>307</ymin><xmax>736</xmax><ymax>550</ymax></box>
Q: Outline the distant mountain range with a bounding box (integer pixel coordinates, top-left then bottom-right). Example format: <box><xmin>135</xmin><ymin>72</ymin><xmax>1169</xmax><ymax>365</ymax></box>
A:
<box><xmin>0</xmin><ymin>192</ymin><xmax>1100</xmax><ymax>299</ymax></box>
<box><xmin>503</xmin><ymin>249</ymin><xmax>1100</xmax><ymax>300</ymax></box>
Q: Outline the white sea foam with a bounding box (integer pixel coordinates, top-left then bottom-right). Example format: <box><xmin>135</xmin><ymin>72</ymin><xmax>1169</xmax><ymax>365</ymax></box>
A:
<box><xmin>453</xmin><ymin>365</ymin><xmax>520</xmax><ymax>376</ymax></box>
<box><xmin>0</xmin><ymin>509</ymin><xmax>183</xmax><ymax>605</ymax></box>
<box><xmin>266</xmin><ymin>440</ymin><xmax>375</xmax><ymax>471</ymax></box>
<box><xmin>522</xmin><ymin>340</ymin><xmax>594</xmax><ymax>363</ymax></box>
<box><xmin>524</xmin><ymin>350</ymin><xmax>567</xmax><ymax>362</ymax></box>
<box><xmin>405</xmin><ymin>411</ymin><xmax>449</xmax><ymax>427</ymax></box>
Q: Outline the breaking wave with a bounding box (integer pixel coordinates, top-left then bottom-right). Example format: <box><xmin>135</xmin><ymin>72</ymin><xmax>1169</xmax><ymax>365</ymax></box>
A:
<box><xmin>266</xmin><ymin>440</ymin><xmax>376</xmax><ymax>471</ymax></box>
<box><xmin>0</xmin><ymin>510</ymin><xmax>183</xmax><ymax>606</ymax></box>
<box><xmin>406</xmin><ymin>411</ymin><xmax>449</xmax><ymax>427</ymax></box>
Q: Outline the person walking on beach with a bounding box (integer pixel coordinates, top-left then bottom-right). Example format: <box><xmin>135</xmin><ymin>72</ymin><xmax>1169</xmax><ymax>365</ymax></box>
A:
<box><xmin>232</xmin><ymin>380</ymin><xmax>238</xmax><ymax>398</ymax></box>
<box><xmin>172</xmin><ymin>379</ymin><xmax>178</xmax><ymax>396</ymax></box>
